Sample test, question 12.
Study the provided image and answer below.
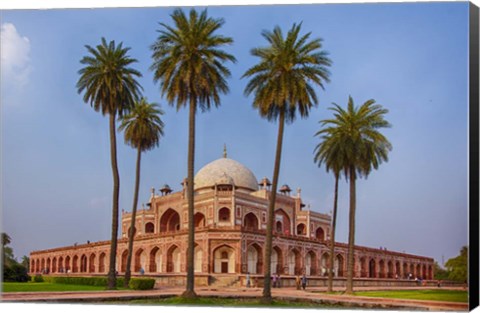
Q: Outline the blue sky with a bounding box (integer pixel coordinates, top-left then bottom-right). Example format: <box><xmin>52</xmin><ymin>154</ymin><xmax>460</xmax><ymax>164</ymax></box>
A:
<box><xmin>1</xmin><ymin>1</ymin><xmax>471</xmax><ymax>266</ymax></box>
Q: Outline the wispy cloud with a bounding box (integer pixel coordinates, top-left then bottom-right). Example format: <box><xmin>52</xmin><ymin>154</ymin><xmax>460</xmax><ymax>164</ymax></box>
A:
<box><xmin>1</xmin><ymin>23</ymin><xmax>32</xmax><ymax>88</ymax></box>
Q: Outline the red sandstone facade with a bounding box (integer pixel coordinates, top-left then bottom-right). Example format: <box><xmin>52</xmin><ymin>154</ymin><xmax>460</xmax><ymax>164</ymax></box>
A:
<box><xmin>30</xmin><ymin>156</ymin><xmax>434</xmax><ymax>282</ymax></box>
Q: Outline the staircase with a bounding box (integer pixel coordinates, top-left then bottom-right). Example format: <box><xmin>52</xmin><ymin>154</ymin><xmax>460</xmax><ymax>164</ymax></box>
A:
<box><xmin>209</xmin><ymin>274</ymin><xmax>241</xmax><ymax>288</ymax></box>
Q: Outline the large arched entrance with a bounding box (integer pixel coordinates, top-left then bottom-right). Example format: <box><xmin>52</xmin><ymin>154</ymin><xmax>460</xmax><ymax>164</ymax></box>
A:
<box><xmin>194</xmin><ymin>244</ymin><xmax>203</xmax><ymax>273</ymax></box>
<box><xmin>99</xmin><ymin>253</ymin><xmax>106</xmax><ymax>273</ymax></box>
<box><xmin>167</xmin><ymin>245</ymin><xmax>181</xmax><ymax>273</ymax></box>
<box><xmin>305</xmin><ymin>251</ymin><xmax>317</xmax><ymax>275</ymax></box>
<box><xmin>369</xmin><ymin>259</ymin><xmax>376</xmax><ymax>278</ymax></box>
<box><xmin>149</xmin><ymin>247</ymin><xmax>161</xmax><ymax>273</ymax></box>
<box><xmin>134</xmin><ymin>248</ymin><xmax>147</xmax><ymax>272</ymax></box>
<box><xmin>213</xmin><ymin>245</ymin><xmax>235</xmax><ymax>273</ymax></box>
<box><xmin>247</xmin><ymin>244</ymin><xmax>262</xmax><ymax>274</ymax></box>
<box><xmin>72</xmin><ymin>255</ymin><xmax>79</xmax><ymax>273</ymax></box>
<box><xmin>271</xmin><ymin>246</ymin><xmax>283</xmax><ymax>274</ymax></box>
<box><xmin>335</xmin><ymin>254</ymin><xmax>344</xmax><ymax>277</ymax></box>
<box><xmin>80</xmin><ymin>254</ymin><xmax>87</xmax><ymax>273</ymax></box>
<box><xmin>379</xmin><ymin>259</ymin><xmax>386</xmax><ymax>278</ymax></box>
<box><xmin>121</xmin><ymin>250</ymin><xmax>129</xmax><ymax>272</ymax></box>
<box><xmin>321</xmin><ymin>252</ymin><xmax>330</xmax><ymax>276</ymax></box>
<box><xmin>287</xmin><ymin>248</ymin><xmax>301</xmax><ymax>275</ymax></box>
<box><xmin>89</xmin><ymin>254</ymin><xmax>96</xmax><ymax>273</ymax></box>
<box><xmin>160</xmin><ymin>209</ymin><xmax>181</xmax><ymax>232</ymax></box>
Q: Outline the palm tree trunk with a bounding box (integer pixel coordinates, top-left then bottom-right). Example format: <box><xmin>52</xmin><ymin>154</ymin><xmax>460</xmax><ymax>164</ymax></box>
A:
<box><xmin>107</xmin><ymin>113</ymin><xmax>120</xmax><ymax>290</ymax></box>
<box><xmin>327</xmin><ymin>173</ymin><xmax>339</xmax><ymax>292</ymax></box>
<box><xmin>345</xmin><ymin>165</ymin><xmax>356</xmax><ymax>294</ymax></box>
<box><xmin>124</xmin><ymin>146</ymin><xmax>142</xmax><ymax>288</ymax></box>
<box><xmin>262</xmin><ymin>110</ymin><xmax>285</xmax><ymax>303</ymax></box>
<box><xmin>182</xmin><ymin>98</ymin><xmax>197</xmax><ymax>298</ymax></box>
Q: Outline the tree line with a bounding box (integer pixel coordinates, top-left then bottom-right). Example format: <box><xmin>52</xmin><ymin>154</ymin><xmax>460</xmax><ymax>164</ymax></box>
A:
<box><xmin>75</xmin><ymin>8</ymin><xmax>392</xmax><ymax>302</ymax></box>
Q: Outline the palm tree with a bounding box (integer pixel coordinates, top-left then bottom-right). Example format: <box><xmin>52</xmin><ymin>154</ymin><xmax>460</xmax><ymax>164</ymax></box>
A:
<box><xmin>319</xmin><ymin>96</ymin><xmax>392</xmax><ymax>294</ymax></box>
<box><xmin>150</xmin><ymin>8</ymin><xmax>235</xmax><ymax>298</ymax></box>
<box><xmin>313</xmin><ymin>131</ymin><xmax>343</xmax><ymax>293</ymax></box>
<box><xmin>243</xmin><ymin>23</ymin><xmax>331</xmax><ymax>302</ymax></box>
<box><xmin>77</xmin><ymin>38</ymin><xmax>142</xmax><ymax>289</ymax></box>
<box><xmin>119</xmin><ymin>98</ymin><xmax>165</xmax><ymax>288</ymax></box>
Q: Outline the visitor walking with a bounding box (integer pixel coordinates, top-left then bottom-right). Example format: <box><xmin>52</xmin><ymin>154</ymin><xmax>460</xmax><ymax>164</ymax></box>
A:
<box><xmin>246</xmin><ymin>272</ymin><xmax>251</xmax><ymax>288</ymax></box>
<box><xmin>272</xmin><ymin>274</ymin><xmax>277</xmax><ymax>288</ymax></box>
<box><xmin>301</xmin><ymin>274</ymin><xmax>307</xmax><ymax>290</ymax></box>
<box><xmin>295</xmin><ymin>275</ymin><xmax>301</xmax><ymax>290</ymax></box>
<box><xmin>277</xmin><ymin>274</ymin><xmax>281</xmax><ymax>288</ymax></box>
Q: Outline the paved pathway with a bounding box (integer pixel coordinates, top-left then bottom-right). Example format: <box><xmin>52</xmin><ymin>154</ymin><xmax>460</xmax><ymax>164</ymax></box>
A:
<box><xmin>0</xmin><ymin>286</ymin><xmax>468</xmax><ymax>311</ymax></box>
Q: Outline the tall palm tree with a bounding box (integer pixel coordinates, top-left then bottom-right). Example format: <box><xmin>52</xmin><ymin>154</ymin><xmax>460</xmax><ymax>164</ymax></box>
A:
<box><xmin>319</xmin><ymin>96</ymin><xmax>392</xmax><ymax>294</ymax></box>
<box><xmin>313</xmin><ymin>131</ymin><xmax>343</xmax><ymax>293</ymax></box>
<box><xmin>119</xmin><ymin>98</ymin><xmax>165</xmax><ymax>288</ymax></box>
<box><xmin>243</xmin><ymin>23</ymin><xmax>331</xmax><ymax>302</ymax></box>
<box><xmin>77</xmin><ymin>38</ymin><xmax>142</xmax><ymax>289</ymax></box>
<box><xmin>150</xmin><ymin>8</ymin><xmax>235</xmax><ymax>298</ymax></box>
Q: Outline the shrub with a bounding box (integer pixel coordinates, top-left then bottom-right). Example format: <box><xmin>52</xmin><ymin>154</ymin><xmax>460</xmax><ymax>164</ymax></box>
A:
<box><xmin>128</xmin><ymin>278</ymin><xmax>155</xmax><ymax>290</ymax></box>
<box><xmin>32</xmin><ymin>274</ymin><xmax>44</xmax><ymax>282</ymax></box>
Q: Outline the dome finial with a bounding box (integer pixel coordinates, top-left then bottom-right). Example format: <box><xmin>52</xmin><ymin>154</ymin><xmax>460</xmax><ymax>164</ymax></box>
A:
<box><xmin>223</xmin><ymin>144</ymin><xmax>227</xmax><ymax>158</ymax></box>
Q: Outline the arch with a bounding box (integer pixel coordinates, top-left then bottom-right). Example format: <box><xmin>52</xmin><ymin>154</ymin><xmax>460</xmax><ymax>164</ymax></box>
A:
<box><xmin>247</xmin><ymin>243</ymin><xmax>263</xmax><ymax>274</ymax></box>
<box><xmin>296</xmin><ymin>223</ymin><xmax>306</xmax><ymax>236</ymax></box>
<box><xmin>403</xmin><ymin>262</ymin><xmax>409</xmax><ymax>279</ymax></box>
<box><xmin>244</xmin><ymin>212</ymin><xmax>259</xmax><ymax>230</ymax></box>
<box><xmin>58</xmin><ymin>257</ymin><xmax>64</xmax><ymax>273</ymax></box>
<box><xmin>134</xmin><ymin>248</ymin><xmax>147</xmax><ymax>272</ymax></box>
<box><xmin>99</xmin><ymin>252</ymin><xmax>106</xmax><ymax>273</ymax></box>
<box><xmin>305</xmin><ymin>251</ymin><xmax>317</xmax><ymax>276</ymax></box>
<box><xmin>315</xmin><ymin>227</ymin><xmax>325</xmax><ymax>241</ymax></box>
<box><xmin>218</xmin><ymin>207</ymin><xmax>231</xmax><ymax>223</ymax></box>
<box><xmin>160</xmin><ymin>208</ymin><xmax>181</xmax><ymax>232</ymax></box>
<box><xmin>121</xmin><ymin>250</ymin><xmax>129</xmax><ymax>272</ymax></box>
<box><xmin>368</xmin><ymin>258</ymin><xmax>376</xmax><ymax>278</ymax></box>
<box><xmin>275</xmin><ymin>221</ymin><xmax>283</xmax><ymax>233</ymax></box>
<box><xmin>274</xmin><ymin>209</ymin><xmax>291</xmax><ymax>235</ymax></box>
<box><xmin>149</xmin><ymin>247</ymin><xmax>161</xmax><ymax>273</ymax></box>
<box><xmin>271</xmin><ymin>246</ymin><xmax>283</xmax><ymax>274</ymax></box>
<box><xmin>287</xmin><ymin>248</ymin><xmax>301</xmax><ymax>275</ymax></box>
<box><xmin>80</xmin><ymin>254</ymin><xmax>88</xmax><ymax>273</ymax></box>
<box><xmin>31</xmin><ymin>259</ymin><xmax>36</xmax><ymax>273</ymax></box>
<box><xmin>194</xmin><ymin>244</ymin><xmax>203</xmax><ymax>273</ymax></box>
<box><xmin>145</xmin><ymin>222</ymin><xmax>155</xmax><ymax>233</ymax></box>
<box><xmin>89</xmin><ymin>254</ymin><xmax>96</xmax><ymax>273</ymax></box>
<box><xmin>359</xmin><ymin>257</ymin><xmax>367</xmax><ymax>277</ymax></box>
<box><xmin>416</xmin><ymin>264</ymin><xmax>421</xmax><ymax>278</ymax></box>
<box><xmin>378</xmin><ymin>259</ymin><xmax>386</xmax><ymax>278</ymax></box>
<box><xmin>167</xmin><ymin>245</ymin><xmax>181</xmax><ymax>273</ymax></box>
<box><xmin>422</xmin><ymin>264</ymin><xmax>427</xmax><ymax>279</ymax></box>
<box><xmin>213</xmin><ymin>245</ymin><xmax>235</xmax><ymax>273</ymax></box>
<box><xmin>41</xmin><ymin>258</ymin><xmax>45</xmax><ymax>272</ymax></box>
<box><xmin>428</xmin><ymin>265</ymin><xmax>433</xmax><ymax>280</ymax></box>
<box><xmin>387</xmin><ymin>260</ymin><xmax>394</xmax><ymax>278</ymax></box>
<box><xmin>395</xmin><ymin>261</ymin><xmax>401</xmax><ymax>278</ymax></box>
<box><xmin>321</xmin><ymin>252</ymin><xmax>330</xmax><ymax>276</ymax></box>
<box><xmin>335</xmin><ymin>254</ymin><xmax>345</xmax><ymax>277</ymax></box>
<box><xmin>194</xmin><ymin>212</ymin><xmax>206</xmax><ymax>228</ymax></box>
<box><xmin>52</xmin><ymin>257</ymin><xmax>57</xmax><ymax>273</ymax></box>
<box><xmin>65</xmin><ymin>256</ymin><xmax>71</xmax><ymax>272</ymax></box>
<box><xmin>46</xmin><ymin>258</ymin><xmax>51</xmax><ymax>272</ymax></box>
<box><xmin>72</xmin><ymin>255</ymin><xmax>79</xmax><ymax>273</ymax></box>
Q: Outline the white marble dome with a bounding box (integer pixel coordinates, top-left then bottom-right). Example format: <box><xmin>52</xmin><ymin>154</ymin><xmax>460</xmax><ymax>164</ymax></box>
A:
<box><xmin>194</xmin><ymin>157</ymin><xmax>259</xmax><ymax>191</ymax></box>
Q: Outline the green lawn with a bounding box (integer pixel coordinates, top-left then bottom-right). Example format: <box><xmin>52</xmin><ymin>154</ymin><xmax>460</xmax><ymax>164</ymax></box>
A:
<box><xmin>2</xmin><ymin>282</ymin><xmax>109</xmax><ymax>292</ymax></box>
<box><xmin>353</xmin><ymin>289</ymin><xmax>468</xmax><ymax>303</ymax></box>
<box><xmin>110</xmin><ymin>296</ymin><xmax>345</xmax><ymax>308</ymax></box>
